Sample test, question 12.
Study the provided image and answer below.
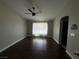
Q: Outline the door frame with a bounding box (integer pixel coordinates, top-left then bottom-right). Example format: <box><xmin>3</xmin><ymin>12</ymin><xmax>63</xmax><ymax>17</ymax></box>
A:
<box><xmin>59</xmin><ymin>16</ymin><xmax>69</xmax><ymax>49</ymax></box>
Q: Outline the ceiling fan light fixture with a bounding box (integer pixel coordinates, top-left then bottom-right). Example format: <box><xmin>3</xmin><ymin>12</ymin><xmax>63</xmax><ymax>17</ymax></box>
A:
<box><xmin>32</xmin><ymin>13</ymin><xmax>36</xmax><ymax>16</ymax></box>
<box><xmin>25</xmin><ymin>6</ymin><xmax>41</xmax><ymax>16</ymax></box>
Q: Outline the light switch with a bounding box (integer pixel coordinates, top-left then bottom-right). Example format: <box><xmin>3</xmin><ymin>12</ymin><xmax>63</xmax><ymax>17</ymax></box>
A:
<box><xmin>70</xmin><ymin>33</ymin><xmax>75</xmax><ymax>37</ymax></box>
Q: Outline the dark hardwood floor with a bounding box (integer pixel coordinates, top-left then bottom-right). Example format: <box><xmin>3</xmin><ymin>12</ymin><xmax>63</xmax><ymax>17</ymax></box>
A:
<box><xmin>0</xmin><ymin>37</ymin><xmax>71</xmax><ymax>59</ymax></box>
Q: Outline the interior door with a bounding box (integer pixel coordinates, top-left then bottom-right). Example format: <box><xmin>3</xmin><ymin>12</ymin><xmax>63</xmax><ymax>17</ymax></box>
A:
<box><xmin>59</xmin><ymin>16</ymin><xmax>69</xmax><ymax>49</ymax></box>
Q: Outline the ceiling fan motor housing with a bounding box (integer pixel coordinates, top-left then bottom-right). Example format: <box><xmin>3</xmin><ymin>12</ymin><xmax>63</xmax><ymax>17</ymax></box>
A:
<box><xmin>32</xmin><ymin>12</ymin><xmax>36</xmax><ymax>16</ymax></box>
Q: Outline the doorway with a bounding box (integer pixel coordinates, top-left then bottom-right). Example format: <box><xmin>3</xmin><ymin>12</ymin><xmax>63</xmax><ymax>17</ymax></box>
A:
<box><xmin>59</xmin><ymin>16</ymin><xmax>69</xmax><ymax>49</ymax></box>
<box><xmin>32</xmin><ymin>22</ymin><xmax>48</xmax><ymax>36</ymax></box>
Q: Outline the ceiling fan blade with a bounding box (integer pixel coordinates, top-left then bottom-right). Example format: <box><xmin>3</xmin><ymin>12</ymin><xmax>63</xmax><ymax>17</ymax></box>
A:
<box><xmin>28</xmin><ymin>9</ymin><xmax>33</xmax><ymax>13</ymax></box>
<box><xmin>38</xmin><ymin>10</ymin><xmax>42</xmax><ymax>13</ymax></box>
<box><xmin>35</xmin><ymin>11</ymin><xmax>42</xmax><ymax>15</ymax></box>
<box><xmin>25</xmin><ymin>13</ymin><xmax>31</xmax><ymax>14</ymax></box>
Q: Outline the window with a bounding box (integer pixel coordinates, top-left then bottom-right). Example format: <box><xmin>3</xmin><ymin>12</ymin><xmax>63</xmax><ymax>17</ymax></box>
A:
<box><xmin>32</xmin><ymin>22</ymin><xmax>48</xmax><ymax>36</ymax></box>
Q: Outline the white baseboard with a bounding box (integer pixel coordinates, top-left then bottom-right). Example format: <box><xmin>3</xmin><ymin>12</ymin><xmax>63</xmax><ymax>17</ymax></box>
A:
<box><xmin>52</xmin><ymin>38</ymin><xmax>74</xmax><ymax>59</ymax></box>
<box><xmin>0</xmin><ymin>36</ymin><xmax>26</xmax><ymax>53</ymax></box>
<box><xmin>27</xmin><ymin>34</ymin><xmax>32</xmax><ymax>36</ymax></box>
<box><xmin>53</xmin><ymin>38</ymin><xmax>59</xmax><ymax>44</ymax></box>
<box><xmin>66</xmin><ymin>50</ymin><xmax>75</xmax><ymax>59</ymax></box>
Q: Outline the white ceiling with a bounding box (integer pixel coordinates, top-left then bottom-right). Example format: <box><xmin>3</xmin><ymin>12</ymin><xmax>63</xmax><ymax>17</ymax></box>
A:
<box><xmin>2</xmin><ymin>0</ymin><xmax>69</xmax><ymax>21</ymax></box>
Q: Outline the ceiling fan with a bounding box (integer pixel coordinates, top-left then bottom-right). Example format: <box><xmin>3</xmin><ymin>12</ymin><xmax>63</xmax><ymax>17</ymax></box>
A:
<box><xmin>25</xmin><ymin>7</ymin><xmax>41</xmax><ymax>16</ymax></box>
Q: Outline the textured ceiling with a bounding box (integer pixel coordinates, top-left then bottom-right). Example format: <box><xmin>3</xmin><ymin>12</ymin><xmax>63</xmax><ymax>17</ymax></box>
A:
<box><xmin>2</xmin><ymin>0</ymin><xmax>69</xmax><ymax>21</ymax></box>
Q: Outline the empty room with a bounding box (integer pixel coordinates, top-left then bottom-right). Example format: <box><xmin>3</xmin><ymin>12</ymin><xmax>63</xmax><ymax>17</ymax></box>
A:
<box><xmin>0</xmin><ymin>0</ymin><xmax>79</xmax><ymax>59</ymax></box>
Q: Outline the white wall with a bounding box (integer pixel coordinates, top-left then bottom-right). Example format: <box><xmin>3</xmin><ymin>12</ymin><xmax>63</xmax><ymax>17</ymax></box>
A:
<box><xmin>26</xmin><ymin>20</ymin><xmax>32</xmax><ymax>36</ymax></box>
<box><xmin>48</xmin><ymin>20</ymin><xmax>53</xmax><ymax>37</ymax></box>
<box><xmin>0</xmin><ymin>1</ymin><xmax>27</xmax><ymax>52</ymax></box>
<box><xmin>53</xmin><ymin>18</ymin><xmax>60</xmax><ymax>44</ymax></box>
<box><xmin>53</xmin><ymin>0</ymin><xmax>79</xmax><ymax>59</ymax></box>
